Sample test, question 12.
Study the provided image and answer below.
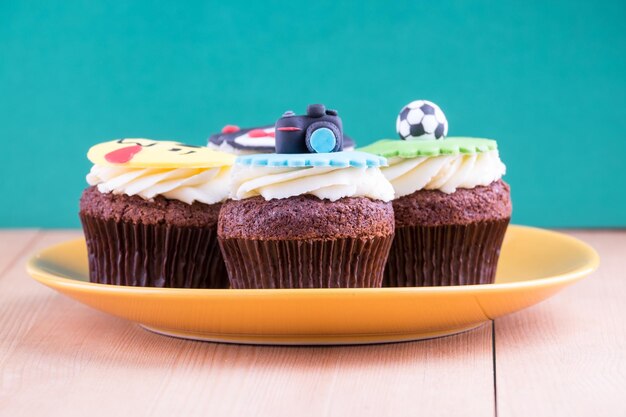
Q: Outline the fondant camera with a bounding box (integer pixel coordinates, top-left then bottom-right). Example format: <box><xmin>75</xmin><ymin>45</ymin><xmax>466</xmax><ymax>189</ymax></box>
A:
<box><xmin>275</xmin><ymin>104</ymin><xmax>344</xmax><ymax>154</ymax></box>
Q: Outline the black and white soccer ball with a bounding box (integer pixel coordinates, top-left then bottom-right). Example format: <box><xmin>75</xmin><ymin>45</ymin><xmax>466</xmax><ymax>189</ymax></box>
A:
<box><xmin>396</xmin><ymin>100</ymin><xmax>448</xmax><ymax>141</ymax></box>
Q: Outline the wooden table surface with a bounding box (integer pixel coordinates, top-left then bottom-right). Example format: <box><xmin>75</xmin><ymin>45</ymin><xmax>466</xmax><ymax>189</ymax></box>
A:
<box><xmin>0</xmin><ymin>229</ymin><xmax>624</xmax><ymax>416</ymax></box>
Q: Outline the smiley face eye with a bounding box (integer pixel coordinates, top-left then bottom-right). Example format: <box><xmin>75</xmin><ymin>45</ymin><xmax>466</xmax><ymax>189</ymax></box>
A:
<box><xmin>117</xmin><ymin>138</ymin><xmax>157</xmax><ymax>147</ymax></box>
<box><xmin>168</xmin><ymin>147</ymin><xmax>196</xmax><ymax>155</ymax></box>
<box><xmin>175</xmin><ymin>143</ymin><xmax>201</xmax><ymax>154</ymax></box>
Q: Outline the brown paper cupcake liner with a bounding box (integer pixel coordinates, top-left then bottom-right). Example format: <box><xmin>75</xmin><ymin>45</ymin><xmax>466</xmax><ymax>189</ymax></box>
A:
<box><xmin>384</xmin><ymin>219</ymin><xmax>510</xmax><ymax>287</ymax></box>
<box><xmin>219</xmin><ymin>235</ymin><xmax>393</xmax><ymax>288</ymax></box>
<box><xmin>80</xmin><ymin>213</ymin><xmax>229</xmax><ymax>288</ymax></box>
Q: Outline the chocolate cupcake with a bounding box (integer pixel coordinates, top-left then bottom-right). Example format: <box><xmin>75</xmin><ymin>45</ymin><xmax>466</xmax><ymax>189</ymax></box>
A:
<box><xmin>218</xmin><ymin>104</ymin><xmax>395</xmax><ymax>288</ymax></box>
<box><xmin>207</xmin><ymin>124</ymin><xmax>356</xmax><ymax>155</ymax></box>
<box><xmin>79</xmin><ymin>138</ymin><xmax>235</xmax><ymax>288</ymax></box>
<box><xmin>360</xmin><ymin>100</ymin><xmax>512</xmax><ymax>287</ymax></box>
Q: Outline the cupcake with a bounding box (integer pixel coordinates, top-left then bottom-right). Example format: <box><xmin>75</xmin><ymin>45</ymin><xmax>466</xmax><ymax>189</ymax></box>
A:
<box><xmin>360</xmin><ymin>100</ymin><xmax>512</xmax><ymax>287</ymax></box>
<box><xmin>79</xmin><ymin>138</ymin><xmax>235</xmax><ymax>288</ymax></box>
<box><xmin>208</xmin><ymin>123</ymin><xmax>356</xmax><ymax>155</ymax></box>
<box><xmin>218</xmin><ymin>104</ymin><xmax>395</xmax><ymax>288</ymax></box>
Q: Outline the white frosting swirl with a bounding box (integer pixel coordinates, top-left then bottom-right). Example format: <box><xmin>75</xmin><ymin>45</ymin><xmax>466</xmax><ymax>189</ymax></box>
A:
<box><xmin>382</xmin><ymin>150</ymin><xmax>506</xmax><ymax>197</ymax></box>
<box><xmin>230</xmin><ymin>165</ymin><xmax>394</xmax><ymax>202</ymax></box>
<box><xmin>87</xmin><ymin>164</ymin><xmax>231</xmax><ymax>205</ymax></box>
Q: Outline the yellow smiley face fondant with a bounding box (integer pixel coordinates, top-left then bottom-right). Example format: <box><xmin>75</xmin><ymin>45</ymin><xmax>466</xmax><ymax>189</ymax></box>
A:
<box><xmin>87</xmin><ymin>139</ymin><xmax>235</xmax><ymax>168</ymax></box>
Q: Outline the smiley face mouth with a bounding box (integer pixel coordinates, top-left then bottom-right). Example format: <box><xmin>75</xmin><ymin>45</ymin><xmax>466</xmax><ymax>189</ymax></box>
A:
<box><xmin>104</xmin><ymin>145</ymin><xmax>143</xmax><ymax>164</ymax></box>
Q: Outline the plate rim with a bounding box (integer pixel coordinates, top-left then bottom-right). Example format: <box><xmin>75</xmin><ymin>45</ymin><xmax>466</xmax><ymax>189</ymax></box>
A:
<box><xmin>139</xmin><ymin>322</ymin><xmax>488</xmax><ymax>345</ymax></box>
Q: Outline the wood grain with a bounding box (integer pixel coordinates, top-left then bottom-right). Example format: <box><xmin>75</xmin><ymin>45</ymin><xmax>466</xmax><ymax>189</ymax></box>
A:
<box><xmin>0</xmin><ymin>229</ymin><xmax>40</xmax><ymax>278</ymax></box>
<box><xmin>495</xmin><ymin>230</ymin><xmax>626</xmax><ymax>416</ymax></box>
<box><xmin>4</xmin><ymin>229</ymin><xmax>624</xmax><ymax>416</ymax></box>
<box><xmin>0</xmin><ymin>230</ymin><xmax>496</xmax><ymax>417</ymax></box>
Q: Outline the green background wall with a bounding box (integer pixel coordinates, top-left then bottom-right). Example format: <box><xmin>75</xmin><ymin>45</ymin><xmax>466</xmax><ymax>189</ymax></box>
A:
<box><xmin>1</xmin><ymin>0</ymin><xmax>625</xmax><ymax>228</ymax></box>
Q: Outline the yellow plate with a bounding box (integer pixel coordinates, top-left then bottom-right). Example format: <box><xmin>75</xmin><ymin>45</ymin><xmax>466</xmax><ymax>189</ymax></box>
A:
<box><xmin>26</xmin><ymin>225</ymin><xmax>599</xmax><ymax>345</ymax></box>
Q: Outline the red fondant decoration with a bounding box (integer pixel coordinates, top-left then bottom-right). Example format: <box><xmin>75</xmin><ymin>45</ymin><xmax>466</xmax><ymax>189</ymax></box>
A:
<box><xmin>276</xmin><ymin>126</ymin><xmax>302</xmax><ymax>132</ymax></box>
<box><xmin>248</xmin><ymin>129</ymin><xmax>270</xmax><ymax>138</ymax></box>
<box><xmin>267</xmin><ymin>131</ymin><xmax>275</xmax><ymax>138</ymax></box>
<box><xmin>104</xmin><ymin>145</ymin><xmax>142</xmax><ymax>164</ymax></box>
<box><xmin>221</xmin><ymin>125</ymin><xmax>240</xmax><ymax>134</ymax></box>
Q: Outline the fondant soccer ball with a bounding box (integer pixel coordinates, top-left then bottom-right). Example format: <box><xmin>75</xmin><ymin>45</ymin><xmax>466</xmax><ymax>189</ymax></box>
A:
<box><xmin>396</xmin><ymin>100</ymin><xmax>448</xmax><ymax>141</ymax></box>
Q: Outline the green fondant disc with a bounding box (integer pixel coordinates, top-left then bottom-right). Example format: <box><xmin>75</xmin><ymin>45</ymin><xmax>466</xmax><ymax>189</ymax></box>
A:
<box><xmin>360</xmin><ymin>137</ymin><xmax>498</xmax><ymax>159</ymax></box>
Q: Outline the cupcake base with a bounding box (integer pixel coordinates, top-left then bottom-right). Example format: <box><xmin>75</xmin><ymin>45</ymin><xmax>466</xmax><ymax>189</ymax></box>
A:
<box><xmin>384</xmin><ymin>180</ymin><xmax>512</xmax><ymax>287</ymax></box>
<box><xmin>383</xmin><ymin>219</ymin><xmax>510</xmax><ymax>287</ymax></box>
<box><xmin>79</xmin><ymin>187</ymin><xmax>228</xmax><ymax>288</ymax></box>
<box><xmin>218</xmin><ymin>195</ymin><xmax>395</xmax><ymax>289</ymax></box>
<box><xmin>220</xmin><ymin>236</ymin><xmax>393</xmax><ymax>289</ymax></box>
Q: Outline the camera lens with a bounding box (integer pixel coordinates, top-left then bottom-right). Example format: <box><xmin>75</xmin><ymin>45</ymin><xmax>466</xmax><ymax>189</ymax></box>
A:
<box><xmin>308</xmin><ymin>128</ymin><xmax>337</xmax><ymax>153</ymax></box>
<box><xmin>305</xmin><ymin>121</ymin><xmax>342</xmax><ymax>153</ymax></box>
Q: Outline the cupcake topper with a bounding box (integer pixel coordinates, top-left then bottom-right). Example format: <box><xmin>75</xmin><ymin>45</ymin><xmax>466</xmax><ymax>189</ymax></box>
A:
<box><xmin>275</xmin><ymin>104</ymin><xmax>344</xmax><ymax>154</ymax></box>
<box><xmin>88</xmin><ymin>138</ymin><xmax>235</xmax><ymax>168</ymax></box>
<box><xmin>396</xmin><ymin>100</ymin><xmax>448</xmax><ymax>141</ymax></box>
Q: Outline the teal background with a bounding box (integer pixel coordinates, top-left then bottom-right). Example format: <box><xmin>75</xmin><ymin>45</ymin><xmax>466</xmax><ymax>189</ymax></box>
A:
<box><xmin>1</xmin><ymin>0</ymin><xmax>625</xmax><ymax>228</ymax></box>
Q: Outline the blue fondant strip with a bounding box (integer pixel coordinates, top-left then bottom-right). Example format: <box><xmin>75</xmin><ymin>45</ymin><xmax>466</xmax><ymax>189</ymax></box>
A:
<box><xmin>235</xmin><ymin>151</ymin><xmax>387</xmax><ymax>168</ymax></box>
